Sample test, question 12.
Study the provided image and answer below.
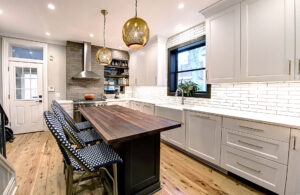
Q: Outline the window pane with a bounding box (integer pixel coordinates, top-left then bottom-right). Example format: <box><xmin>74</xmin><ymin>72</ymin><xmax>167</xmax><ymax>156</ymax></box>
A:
<box><xmin>24</xmin><ymin>79</ymin><xmax>31</xmax><ymax>88</ymax></box>
<box><xmin>177</xmin><ymin>70</ymin><xmax>207</xmax><ymax>92</ymax></box>
<box><xmin>24</xmin><ymin>68</ymin><xmax>30</xmax><ymax>78</ymax></box>
<box><xmin>12</xmin><ymin>47</ymin><xmax>43</xmax><ymax>60</ymax></box>
<box><xmin>177</xmin><ymin>46</ymin><xmax>206</xmax><ymax>71</ymax></box>
<box><xmin>31</xmin><ymin>79</ymin><xmax>37</xmax><ymax>89</ymax></box>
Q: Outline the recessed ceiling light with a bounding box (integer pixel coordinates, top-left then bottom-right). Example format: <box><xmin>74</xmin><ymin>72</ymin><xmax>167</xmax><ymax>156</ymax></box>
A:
<box><xmin>178</xmin><ymin>3</ymin><xmax>184</xmax><ymax>9</ymax></box>
<box><xmin>0</xmin><ymin>10</ymin><xmax>3</xmax><ymax>15</ymax></box>
<box><xmin>48</xmin><ymin>3</ymin><xmax>55</xmax><ymax>10</ymax></box>
<box><xmin>176</xmin><ymin>24</ymin><xmax>183</xmax><ymax>30</ymax></box>
<box><xmin>45</xmin><ymin>32</ymin><xmax>51</xmax><ymax>36</ymax></box>
<box><xmin>89</xmin><ymin>33</ymin><xmax>94</xmax><ymax>38</ymax></box>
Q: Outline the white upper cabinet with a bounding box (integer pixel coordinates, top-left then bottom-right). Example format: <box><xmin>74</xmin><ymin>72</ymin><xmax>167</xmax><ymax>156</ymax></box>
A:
<box><xmin>129</xmin><ymin>36</ymin><xmax>167</xmax><ymax>86</ymax></box>
<box><xmin>206</xmin><ymin>4</ymin><xmax>241</xmax><ymax>83</ymax></box>
<box><xmin>240</xmin><ymin>0</ymin><xmax>295</xmax><ymax>82</ymax></box>
<box><xmin>295</xmin><ymin>0</ymin><xmax>300</xmax><ymax>80</ymax></box>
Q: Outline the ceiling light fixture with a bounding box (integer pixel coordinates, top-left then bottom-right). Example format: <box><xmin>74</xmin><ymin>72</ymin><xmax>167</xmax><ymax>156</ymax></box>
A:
<box><xmin>178</xmin><ymin>3</ymin><xmax>184</xmax><ymax>9</ymax></box>
<box><xmin>96</xmin><ymin>10</ymin><xmax>112</xmax><ymax>66</ymax></box>
<box><xmin>122</xmin><ymin>0</ymin><xmax>149</xmax><ymax>50</ymax></box>
<box><xmin>89</xmin><ymin>33</ymin><xmax>94</xmax><ymax>38</ymax></box>
<box><xmin>45</xmin><ymin>32</ymin><xmax>51</xmax><ymax>36</ymax></box>
<box><xmin>0</xmin><ymin>10</ymin><xmax>3</xmax><ymax>15</ymax></box>
<box><xmin>48</xmin><ymin>3</ymin><xmax>55</xmax><ymax>10</ymax></box>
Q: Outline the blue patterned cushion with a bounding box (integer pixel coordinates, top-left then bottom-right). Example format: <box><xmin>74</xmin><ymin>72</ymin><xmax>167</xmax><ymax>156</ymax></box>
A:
<box><xmin>44</xmin><ymin>111</ymin><xmax>95</xmax><ymax>172</ymax></box>
<box><xmin>76</xmin><ymin>121</ymin><xmax>93</xmax><ymax>131</ymax></box>
<box><xmin>77</xmin><ymin>130</ymin><xmax>102</xmax><ymax>145</ymax></box>
<box><xmin>51</xmin><ymin>105</ymin><xmax>87</xmax><ymax>148</ymax></box>
<box><xmin>79</xmin><ymin>143</ymin><xmax>123</xmax><ymax>169</ymax></box>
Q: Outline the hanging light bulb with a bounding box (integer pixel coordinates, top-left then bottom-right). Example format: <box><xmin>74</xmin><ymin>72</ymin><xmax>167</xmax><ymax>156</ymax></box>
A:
<box><xmin>96</xmin><ymin>10</ymin><xmax>112</xmax><ymax>66</ymax></box>
<box><xmin>122</xmin><ymin>0</ymin><xmax>149</xmax><ymax>50</ymax></box>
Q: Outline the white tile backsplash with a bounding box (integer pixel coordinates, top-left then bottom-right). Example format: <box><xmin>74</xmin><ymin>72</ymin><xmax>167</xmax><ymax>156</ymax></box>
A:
<box><xmin>132</xmin><ymin>82</ymin><xmax>300</xmax><ymax>117</ymax></box>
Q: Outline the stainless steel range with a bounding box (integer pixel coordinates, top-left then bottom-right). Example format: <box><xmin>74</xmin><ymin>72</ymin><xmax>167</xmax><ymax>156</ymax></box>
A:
<box><xmin>73</xmin><ymin>98</ymin><xmax>107</xmax><ymax>123</ymax></box>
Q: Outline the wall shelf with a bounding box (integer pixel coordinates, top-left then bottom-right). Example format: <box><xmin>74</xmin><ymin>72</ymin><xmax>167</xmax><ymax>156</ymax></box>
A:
<box><xmin>104</xmin><ymin>84</ymin><xmax>129</xmax><ymax>87</ymax></box>
<box><xmin>104</xmin><ymin>75</ymin><xmax>129</xmax><ymax>78</ymax></box>
<box><xmin>105</xmin><ymin>65</ymin><xmax>129</xmax><ymax>69</ymax></box>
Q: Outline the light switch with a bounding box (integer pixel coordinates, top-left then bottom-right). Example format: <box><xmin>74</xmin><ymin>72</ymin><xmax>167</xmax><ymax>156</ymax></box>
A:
<box><xmin>48</xmin><ymin>86</ymin><xmax>55</xmax><ymax>92</ymax></box>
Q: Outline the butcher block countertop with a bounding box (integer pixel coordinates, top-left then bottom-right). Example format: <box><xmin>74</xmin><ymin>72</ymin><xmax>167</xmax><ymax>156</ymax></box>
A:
<box><xmin>79</xmin><ymin>105</ymin><xmax>181</xmax><ymax>144</ymax></box>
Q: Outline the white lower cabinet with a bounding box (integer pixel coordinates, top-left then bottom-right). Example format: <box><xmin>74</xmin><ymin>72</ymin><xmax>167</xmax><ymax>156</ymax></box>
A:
<box><xmin>221</xmin><ymin>146</ymin><xmax>287</xmax><ymax>194</ymax></box>
<box><xmin>130</xmin><ymin>101</ymin><xmax>155</xmax><ymax>115</ymax></box>
<box><xmin>185</xmin><ymin>111</ymin><xmax>222</xmax><ymax>165</ymax></box>
<box><xmin>285</xmin><ymin>129</ymin><xmax>300</xmax><ymax>195</ymax></box>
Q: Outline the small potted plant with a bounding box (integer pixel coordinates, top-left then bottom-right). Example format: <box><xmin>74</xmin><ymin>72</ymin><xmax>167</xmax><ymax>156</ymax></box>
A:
<box><xmin>178</xmin><ymin>81</ymin><xmax>199</xmax><ymax>97</ymax></box>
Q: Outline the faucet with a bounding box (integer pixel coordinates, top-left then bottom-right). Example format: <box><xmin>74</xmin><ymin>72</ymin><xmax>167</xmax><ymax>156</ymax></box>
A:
<box><xmin>175</xmin><ymin>88</ymin><xmax>184</xmax><ymax>105</ymax></box>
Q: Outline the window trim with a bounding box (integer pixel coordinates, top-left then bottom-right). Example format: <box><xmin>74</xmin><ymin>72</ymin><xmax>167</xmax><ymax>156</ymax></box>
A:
<box><xmin>167</xmin><ymin>35</ymin><xmax>211</xmax><ymax>98</ymax></box>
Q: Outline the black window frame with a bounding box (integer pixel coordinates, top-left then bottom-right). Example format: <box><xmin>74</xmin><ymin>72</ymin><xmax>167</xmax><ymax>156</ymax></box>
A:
<box><xmin>167</xmin><ymin>35</ymin><xmax>211</xmax><ymax>98</ymax></box>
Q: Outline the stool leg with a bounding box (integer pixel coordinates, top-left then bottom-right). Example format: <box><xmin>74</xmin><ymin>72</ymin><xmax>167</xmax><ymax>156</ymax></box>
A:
<box><xmin>112</xmin><ymin>163</ymin><xmax>118</xmax><ymax>195</ymax></box>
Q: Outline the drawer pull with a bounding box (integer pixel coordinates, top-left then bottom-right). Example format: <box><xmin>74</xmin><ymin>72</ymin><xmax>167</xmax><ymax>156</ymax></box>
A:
<box><xmin>289</xmin><ymin>60</ymin><xmax>292</xmax><ymax>75</ymax></box>
<box><xmin>195</xmin><ymin>115</ymin><xmax>210</xmax><ymax>120</ymax></box>
<box><xmin>239</xmin><ymin>125</ymin><xmax>264</xmax><ymax>132</ymax></box>
<box><xmin>237</xmin><ymin>162</ymin><xmax>261</xmax><ymax>173</ymax></box>
<box><xmin>293</xmin><ymin>136</ymin><xmax>297</xmax><ymax>150</ymax></box>
<box><xmin>238</xmin><ymin>140</ymin><xmax>263</xmax><ymax>149</ymax></box>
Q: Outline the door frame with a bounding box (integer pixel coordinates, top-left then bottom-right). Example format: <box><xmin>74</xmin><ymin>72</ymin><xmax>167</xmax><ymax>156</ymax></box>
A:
<box><xmin>1</xmin><ymin>37</ymin><xmax>48</xmax><ymax>129</ymax></box>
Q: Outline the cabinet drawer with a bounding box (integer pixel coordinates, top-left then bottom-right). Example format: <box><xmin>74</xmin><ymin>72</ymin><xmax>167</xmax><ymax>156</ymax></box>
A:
<box><xmin>221</xmin><ymin>146</ymin><xmax>287</xmax><ymax>194</ymax></box>
<box><xmin>223</xmin><ymin>117</ymin><xmax>290</xmax><ymax>142</ymax></box>
<box><xmin>222</xmin><ymin>128</ymin><xmax>289</xmax><ymax>165</ymax></box>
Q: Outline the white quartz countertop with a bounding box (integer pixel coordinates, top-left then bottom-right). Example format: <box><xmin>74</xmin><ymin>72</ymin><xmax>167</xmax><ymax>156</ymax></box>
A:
<box><xmin>56</xmin><ymin>99</ymin><xmax>300</xmax><ymax>129</ymax></box>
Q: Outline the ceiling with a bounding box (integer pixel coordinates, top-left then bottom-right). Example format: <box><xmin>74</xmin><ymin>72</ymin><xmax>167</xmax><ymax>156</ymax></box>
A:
<box><xmin>0</xmin><ymin>0</ymin><xmax>218</xmax><ymax>49</ymax></box>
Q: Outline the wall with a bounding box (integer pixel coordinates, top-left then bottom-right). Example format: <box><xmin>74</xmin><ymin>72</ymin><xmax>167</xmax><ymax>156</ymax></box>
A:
<box><xmin>132</xmin><ymin>23</ymin><xmax>300</xmax><ymax>117</ymax></box>
<box><xmin>47</xmin><ymin>43</ymin><xmax>66</xmax><ymax>106</ymax></box>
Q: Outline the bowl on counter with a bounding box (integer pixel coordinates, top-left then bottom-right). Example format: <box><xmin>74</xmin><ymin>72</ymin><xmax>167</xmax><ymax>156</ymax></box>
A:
<box><xmin>84</xmin><ymin>94</ymin><xmax>95</xmax><ymax>100</ymax></box>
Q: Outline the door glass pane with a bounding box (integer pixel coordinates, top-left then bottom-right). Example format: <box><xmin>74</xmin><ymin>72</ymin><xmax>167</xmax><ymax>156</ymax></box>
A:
<box><xmin>31</xmin><ymin>89</ymin><xmax>38</xmax><ymax>99</ymax></box>
<box><xmin>24</xmin><ymin>79</ymin><xmax>30</xmax><ymax>88</ymax></box>
<box><xmin>31</xmin><ymin>68</ymin><xmax>37</xmax><ymax>78</ymax></box>
<box><xmin>24</xmin><ymin>68</ymin><xmax>30</xmax><ymax>78</ymax></box>
<box><xmin>16</xmin><ymin>89</ymin><xmax>22</xmax><ymax>100</ymax></box>
<box><xmin>16</xmin><ymin>67</ymin><xmax>22</xmax><ymax>78</ymax></box>
<box><xmin>16</xmin><ymin>78</ymin><xmax>23</xmax><ymax>88</ymax></box>
<box><xmin>12</xmin><ymin>47</ymin><xmax>43</xmax><ymax>60</ymax></box>
<box><xmin>31</xmin><ymin>79</ymin><xmax>37</xmax><ymax>89</ymax></box>
<box><xmin>24</xmin><ymin>89</ymin><xmax>31</xmax><ymax>99</ymax></box>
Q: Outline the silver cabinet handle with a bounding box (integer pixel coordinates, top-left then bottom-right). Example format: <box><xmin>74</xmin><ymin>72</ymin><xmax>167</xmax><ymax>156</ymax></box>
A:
<box><xmin>195</xmin><ymin>115</ymin><xmax>210</xmax><ymax>120</ymax></box>
<box><xmin>239</xmin><ymin>125</ymin><xmax>264</xmax><ymax>132</ymax></box>
<box><xmin>238</xmin><ymin>140</ymin><xmax>263</xmax><ymax>149</ymax></box>
<box><xmin>289</xmin><ymin>60</ymin><xmax>292</xmax><ymax>75</ymax></box>
<box><xmin>237</xmin><ymin>162</ymin><xmax>261</xmax><ymax>173</ymax></box>
<box><xmin>293</xmin><ymin>136</ymin><xmax>297</xmax><ymax>150</ymax></box>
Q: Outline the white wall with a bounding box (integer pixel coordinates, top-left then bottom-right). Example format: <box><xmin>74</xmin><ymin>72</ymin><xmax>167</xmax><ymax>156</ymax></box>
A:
<box><xmin>47</xmin><ymin>43</ymin><xmax>66</xmax><ymax>106</ymax></box>
<box><xmin>0</xmin><ymin>36</ymin><xmax>2</xmax><ymax>105</ymax></box>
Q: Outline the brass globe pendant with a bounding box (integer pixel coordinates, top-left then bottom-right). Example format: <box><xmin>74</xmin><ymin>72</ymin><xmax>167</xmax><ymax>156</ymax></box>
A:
<box><xmin>122</xmin><ymin>0</ymin><xmax>149</xmax><ymax>49</ymax></box>
<box><xmin>96</xmin><ymin>10</ymin><xmax>112</xmax><ymax>66</ymax></box>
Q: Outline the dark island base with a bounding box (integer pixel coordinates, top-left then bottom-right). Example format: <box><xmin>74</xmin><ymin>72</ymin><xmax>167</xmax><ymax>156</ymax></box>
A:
<box><xmin>113</xmin><ymin>133</ymin><xmax>161</xmax><ymax>195</ymax></box>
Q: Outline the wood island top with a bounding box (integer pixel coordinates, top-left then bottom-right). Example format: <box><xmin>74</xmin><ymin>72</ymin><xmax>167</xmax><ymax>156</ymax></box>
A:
<box><xmin>79</xmin><ymin>105</ymin><xmax>181</xmax><ymax>144</ymax></box>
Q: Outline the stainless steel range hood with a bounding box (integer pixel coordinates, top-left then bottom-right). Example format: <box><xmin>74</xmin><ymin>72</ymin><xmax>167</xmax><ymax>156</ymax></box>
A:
<box><xmin>72</xmin><ymin>42</ymin><xmax>101</xmax><ymax>80</ymax></box>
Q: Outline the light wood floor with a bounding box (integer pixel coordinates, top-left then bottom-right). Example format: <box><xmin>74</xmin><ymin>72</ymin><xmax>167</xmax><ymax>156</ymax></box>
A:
<box><xmin>6</xmin><ymin>132</ymin><xmax>266</xmax><ymax>195</ymax></box>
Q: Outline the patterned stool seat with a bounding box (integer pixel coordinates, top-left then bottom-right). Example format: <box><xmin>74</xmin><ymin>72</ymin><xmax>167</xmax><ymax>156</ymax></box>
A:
<box><xmin>77</xmin><ymin>130</ymin><xmax>103</xmax><ymax>145</ymax></box>
<box><xmin>79</xmin><ymin>143</ymin><xmax>123</xmax><ymax>169</ymax></box>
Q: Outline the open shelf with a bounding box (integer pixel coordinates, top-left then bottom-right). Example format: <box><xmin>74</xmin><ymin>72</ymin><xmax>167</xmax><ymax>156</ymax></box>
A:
<box><xmin>105</xmin><ymin>65</ymin><xmax>129</xmax><ymax>69</ymax></box>
<box><xmin>104</xmin><ymin>75</ymin><xmax>129</xmax><ymax>78</ymax></box>
<box><xmin>104</xmin><ymin>84</ymin><xmax>129</xmax><ymax>87</ymax></box>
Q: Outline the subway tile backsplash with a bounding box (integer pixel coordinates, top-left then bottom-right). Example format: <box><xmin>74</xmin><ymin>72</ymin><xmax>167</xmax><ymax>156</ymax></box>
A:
<box><xmin>132</xmin><ymin>82</ymin><xmax>300</xmax><ymax>117</ymax></box>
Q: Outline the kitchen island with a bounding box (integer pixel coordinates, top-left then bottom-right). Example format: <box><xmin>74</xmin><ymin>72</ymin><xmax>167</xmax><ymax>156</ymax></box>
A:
<box><xmin>80</xmin><ymin>105</ymin><xmax>181</xmax><ymax>195</ymax></box>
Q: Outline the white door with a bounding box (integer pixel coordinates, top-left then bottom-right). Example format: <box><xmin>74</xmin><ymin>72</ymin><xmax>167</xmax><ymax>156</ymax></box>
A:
<box><xmin>240</xmin><ymin>0</ymin><xmax>295</xmax><ymax>82</ymax></box>
<box><xmin>186</xmin><ymin>111</ymin><xmax>222</xmax><ymax>165</ymax></box>
<box><xmin>9</xmin><ymin>61</ymin><xmax>44</xmax><ymax>134</ymax></box>
<box><xmin>285</xmin><ymin>129</ymin><xmax>300</xmax><ymax>195</ymax></box>
<box><xmin>206</xmin><ymin>3</ymin><xmax>241</xmax><ymax>83</ymax></box>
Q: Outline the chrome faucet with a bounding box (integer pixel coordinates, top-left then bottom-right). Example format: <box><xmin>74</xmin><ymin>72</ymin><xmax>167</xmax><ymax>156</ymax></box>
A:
<box><xmin>175</xmin><ymin>88</ymin><xmax>184</xmax><ymax>105</ymax></box>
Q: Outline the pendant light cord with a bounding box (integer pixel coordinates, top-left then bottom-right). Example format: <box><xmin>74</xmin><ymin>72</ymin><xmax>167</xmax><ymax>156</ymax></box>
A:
<box><xmin>135</xmin><ymin>0</ymin><xmax>137</xmax><ymax>18</ymax></box>
<box><xmin>103</xmin><ymin>13</ymin><xmax>106</xmax><ymax>48</ymax></box>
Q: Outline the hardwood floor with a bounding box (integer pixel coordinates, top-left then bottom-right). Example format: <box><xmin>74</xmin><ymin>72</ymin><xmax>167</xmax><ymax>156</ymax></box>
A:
<box><xmin>6</xmin><ymin>132</ymin><xmax>266</xmax><ymax>195</ymax></box>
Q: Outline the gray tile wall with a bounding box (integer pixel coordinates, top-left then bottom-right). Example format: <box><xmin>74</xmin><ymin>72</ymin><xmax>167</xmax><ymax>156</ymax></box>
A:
<box><xmin>66</xmin><ymin>41</ymin><xmax>129</xmax><ymax>100</ymax></box>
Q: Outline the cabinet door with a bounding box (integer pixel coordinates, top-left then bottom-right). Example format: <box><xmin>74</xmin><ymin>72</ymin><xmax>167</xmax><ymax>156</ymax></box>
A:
<box><xmin>241</xmin><ymin>0</ymin><xmax>295</xmax><ymax>82</ymax></box>
<box><xmin>168</xmin><ymin>126</ymin><xmax>186</xmax><ymax>149</ymax></box>
<box><xmin>129</xmin><ymin>54</ymin><xmax>137</xmax><ymax>86</ymax></box>
<box><xmin>295</xmin><ymin>0</ymin><xmax>300</xmax><ymax>80</ymax></box>
<box><xmin>145</xmin><ymin>43</ymin><xmax>158</xmax><ymax>86</ymax></box>
<box><xmin>186</xmin><ymin>111</ymin><xmax>222</xmax><ymax>165</ymax></box>
<box><xmin>285</xmin><ymin>129</ymin><xmax>300</xmax><ymax>195</ymax></box>
<box><xmin>142</xmin><ymin>103</ymin><xmax>155</xmax><ymax>115</ymax></box>
<box><xmin>206</xmin><ymin>3</ymin><xmax>240</xmax><ymax>83</ymax></box>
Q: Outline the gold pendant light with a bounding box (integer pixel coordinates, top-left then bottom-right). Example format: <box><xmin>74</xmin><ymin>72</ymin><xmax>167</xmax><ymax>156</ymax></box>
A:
<box><xmin>96</xmin><ymin>10</ymin><xmax>112</xmax><ymax>66</ymax></box>
<box><xmin>122</xmin><ymin>0</ymin><xmax>149</xmax><ymax>50</ymax></box>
